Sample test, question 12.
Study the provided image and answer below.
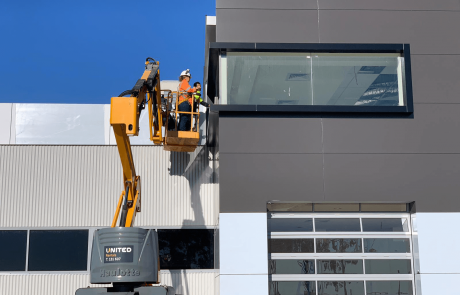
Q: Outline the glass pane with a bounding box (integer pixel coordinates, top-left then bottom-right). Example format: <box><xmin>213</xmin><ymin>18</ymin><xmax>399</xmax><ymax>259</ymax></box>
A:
<box><xmin>315</xmin><ymin>218</ymin><xmax>361</xmax><ymax>232</ymax></box>
<box><xmin>0</xmin><ymin>230</ymin><xmax>27</xmax><ymax>271</ymax></box>
<box><xmin>28</xmin><ymin>230</ymin><xmax>88</xmax><ymax>271</ymax></box>
<box><xmin>362</xmin><ymin>218</ymin><xmax>409</xmax><ymax>232</ymax></box>
<box><xmin>226</xmin><ymin>53</ymin><xmax>312</xmax><ymax>105</ymax></box>
<box><xmin>364</xmin><ymin>238</ymin><xmax>411</xmax><ymax>253</ymax></box>
<box><xmin>269</xmin><ymin>259</ymin><xmax>315</xmax><ymax>274</ymax></box>
<box><xmin>316</xmin><ymin>239</ymin><xmax>362</xmax><ymax>253</ymax></box>
<box><xmin>268</xmin><ymin>218</ymin><xmax>313</xmax><ymax>232</ymax></box>
<box><xmin>317</xmin><ymin>260</ymin><xmax>363</xmax><ymax>274</ymax></box>
<box><xmin>318</xmin><ymin>281</ymin><xmax>364</xmax><ymax>295</ymax></box>
<box><xmin>158</xmin><ymin>229</ymin><xmax>214</xmax><ymax>269</ymax></box>
<box><xmin>366</xmin><ymin>281</ymin><xmax>413</xmax><ymax>295</ymax></box>
<box><xmin>365</xmin><ymin>259</ymin><xmax>412</xmax><ymax>274</ymax></box>
<box><xmin>269</xmin><ymin>239</ymin><xmax>314</xmax><ymax>253</ymax></box>
<box><xmin>225</xmin><ymin>52</ymin><xmax>404</xmax><ymax>107</ymax></box>
<box><xmin>270</xmin><ymin>281</ymin><xmax>316</xmax><ymax>295</ymax></box>
<box><xmin>311</xmin><ymin>54</ymin><xmax>403</xmax><ymax>106</ymax></box>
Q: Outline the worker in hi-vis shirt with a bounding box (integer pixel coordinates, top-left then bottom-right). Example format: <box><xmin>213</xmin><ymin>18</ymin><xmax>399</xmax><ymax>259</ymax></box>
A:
<box><xmin>177</xmin><ymin>69</ymin><xmax>197</xmax><ymax>131</ymax></box>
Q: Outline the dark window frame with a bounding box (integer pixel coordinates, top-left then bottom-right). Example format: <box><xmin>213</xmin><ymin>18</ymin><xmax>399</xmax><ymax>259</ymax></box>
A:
<box><xmin>207</xmin><ymin>42</ymin><xmax>413</xmax><ymax>116</ymax></box>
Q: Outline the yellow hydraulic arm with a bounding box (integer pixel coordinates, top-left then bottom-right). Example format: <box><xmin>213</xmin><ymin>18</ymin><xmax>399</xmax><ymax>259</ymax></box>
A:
<box><xmin>109</xmin><ymin>58</ymin><xmax>164</xmax><ymax>227</ymax></box>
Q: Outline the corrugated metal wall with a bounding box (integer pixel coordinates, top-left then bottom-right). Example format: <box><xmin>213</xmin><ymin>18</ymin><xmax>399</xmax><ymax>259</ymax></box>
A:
<box><xmin>0</xmin><ymin>271</ymin><xmax>217</xmax><ymax>295</ymax></box>
<box><xmin>0</xmin><ymin>145</ymin><xmax>218</xmax><ymax>227</ymax></box>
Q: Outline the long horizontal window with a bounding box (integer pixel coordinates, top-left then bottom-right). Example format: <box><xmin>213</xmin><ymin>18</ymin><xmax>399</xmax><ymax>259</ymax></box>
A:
<box><xmin>0</xmin><ymin>228</ymin><xmax>214</xmax><ymax>272</ymax></box>
<box><xmin>223</xmin><ymin>52</ymin><xmax>407</xmax><ymax>107</ymax></box>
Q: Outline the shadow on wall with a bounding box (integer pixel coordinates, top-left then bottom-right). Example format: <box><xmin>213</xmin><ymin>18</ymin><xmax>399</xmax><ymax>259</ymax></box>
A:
<box><xmin>169</xmin><ymin>146</ymin><xmax>218</xmax><ymax>228</ymax></box>
<box><xmin>168</xmin><ymin>146</ymin><xmax>218</xmax><ymax>295</ymax></box>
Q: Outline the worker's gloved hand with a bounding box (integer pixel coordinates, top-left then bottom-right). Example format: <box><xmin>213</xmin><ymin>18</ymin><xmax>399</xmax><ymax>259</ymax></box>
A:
<box><xmin>200</xmin><ymin>101</ymin><xmax>210</xmax><ymax>108</ymax></box>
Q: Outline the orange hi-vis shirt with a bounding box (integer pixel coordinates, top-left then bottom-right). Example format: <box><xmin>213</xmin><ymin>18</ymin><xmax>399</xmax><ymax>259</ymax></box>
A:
<box><xmin>178</xmin><ymin>79</ymin><xmax>196</xmax><ymax>105</ymax></box>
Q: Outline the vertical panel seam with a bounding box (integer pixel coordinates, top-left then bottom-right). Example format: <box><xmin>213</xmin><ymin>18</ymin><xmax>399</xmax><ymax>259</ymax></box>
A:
<box><xmin>321</xmin><ymin>118</ymin><xmax>326</xmax><ymax>201</ymax></box>
<box><xmin>317</xmin><ymin>0</ymin><xmax>321</xmax><ymax>43</ymax></box>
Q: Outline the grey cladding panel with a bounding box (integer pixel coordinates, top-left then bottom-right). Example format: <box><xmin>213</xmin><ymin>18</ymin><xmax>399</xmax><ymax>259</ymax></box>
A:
<box><xmin>220</xmin><ymin>153</ymin><xmax>324</xmax><ymax>212</ymax></box>
<box><xmin>323</xmin><ymin>154</ymin><xmax>460</xmax><ymax>212</ymax></box>
<box><xmin>411</xmin><ymin>55</ymin><xmax>460</xmax><ymax>104</ymax></box>
<box><xmin>318</xmin><ymin>10</ymin><xmax>460</xmax><ymax>54</ymax></box>
<box><xmin>322</xmin><ymin>104</ymin><xmax>460</xmax><ymax>154</ymax></box>
<box><xmin>216</xmin><ymin>9</ymin><xmax>319</xmax><ymax>43</ymax></box>
<box><xmin>318</xmin><ymin>0</ymin><xmax>460</xmax><ymax>11</ymax></box>
<box><xmin>217</xmin><ymin>0</ymin><xmax>317</xmax><ymax>9</ymax></box>
<box><xmin>219</xmin><ymin>117</ymin><xmax>323</xmax><ymax>154</ymax></box>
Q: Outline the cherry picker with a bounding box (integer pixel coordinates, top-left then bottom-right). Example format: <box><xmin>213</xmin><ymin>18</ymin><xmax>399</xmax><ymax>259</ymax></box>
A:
<box><xmin>76</xmin><ymin>58</ymin><xmax>202</xmax><ymax>295</ymax></box>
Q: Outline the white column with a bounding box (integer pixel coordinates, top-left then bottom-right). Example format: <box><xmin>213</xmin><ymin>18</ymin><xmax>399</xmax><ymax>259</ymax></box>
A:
<box><xmin>416</xmin><ymin>213</ymin><xmax>460</xmax><ymax>294</ymax></box>
<box><xmin>219</xmin><ymin>213</ymin><xmax>268</xmax><ymax>295</ymax></box>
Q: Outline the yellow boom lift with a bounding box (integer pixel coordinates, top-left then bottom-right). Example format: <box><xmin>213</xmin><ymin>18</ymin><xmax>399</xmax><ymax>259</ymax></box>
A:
<box><xmin>110</xmin><ymin>57</ymin><xmax>201</xmax><ymax>227</ymax></box>
<box><xmin>76</xmin><ymin>58</ymin><xmax>201</xmax><ymax>295</ymax></box>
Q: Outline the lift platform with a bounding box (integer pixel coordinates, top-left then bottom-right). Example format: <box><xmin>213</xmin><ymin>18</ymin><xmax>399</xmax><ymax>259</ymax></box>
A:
<box><xmin>161</xmin><ymin>90</ymin><xmax>200</xmax><ymax>152</ymax></box>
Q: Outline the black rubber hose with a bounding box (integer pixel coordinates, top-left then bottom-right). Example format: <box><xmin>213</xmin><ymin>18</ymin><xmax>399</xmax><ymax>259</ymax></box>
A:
<box><xmin>146</xmin><ymin>57</ymin><xmax>157</xmax><ymax>64</ymax></box>
<box><xmin>119</xmin><ymin>185</ymin><xmax>130</xmax><ymax>227</ymax></box>
<box><xmin>118</xmin><ymin>90</ymin><xmax>135</xmax><ymax>97</ymax></box>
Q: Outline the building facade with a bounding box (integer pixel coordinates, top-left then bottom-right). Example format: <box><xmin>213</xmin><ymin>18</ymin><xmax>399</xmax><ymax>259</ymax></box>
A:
<box><xmin>206</xmin><ymin>0</ymin><xmax>460</xmax><ymax>295</ymax></box>
<box><xmin>1</xmin><ymin>1</ymin><xmax>460</xmax><ymax>294</ymax></box>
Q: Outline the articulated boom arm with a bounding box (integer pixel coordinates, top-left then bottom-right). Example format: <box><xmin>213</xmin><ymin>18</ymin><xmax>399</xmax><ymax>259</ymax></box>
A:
<box><xmin>109</xmin><ymin>58</ymin><xmax>165</xmax><ymax>227</ymax></box>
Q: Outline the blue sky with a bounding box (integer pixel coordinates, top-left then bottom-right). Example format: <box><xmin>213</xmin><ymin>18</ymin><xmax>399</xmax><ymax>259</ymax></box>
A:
<box><xmin>0</xmin><ymin>0</ymin><xmax>215</xmax><ymax>104</ymax></box>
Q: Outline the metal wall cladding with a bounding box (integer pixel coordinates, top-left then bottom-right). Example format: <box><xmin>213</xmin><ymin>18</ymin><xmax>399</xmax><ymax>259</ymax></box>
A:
<box><xmin>0</xmin><ymin>145</ymin><xmax>218</xmax><ymax>227</ymax></box>
<box><xmin>0</xmin><ymin>271</ymin><xmax>217</xmax><ymax>295</ymax></box>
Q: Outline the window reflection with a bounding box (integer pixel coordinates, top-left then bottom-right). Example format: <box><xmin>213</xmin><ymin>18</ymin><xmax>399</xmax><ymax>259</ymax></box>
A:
<box><xmin>366</xmin><ymin>281</ymin><xmax>413</xmax><ymax>295</ymax></box>
<box><xmin>158</xmin><ymin>229</ymin><xmax>214</xmax><ymax>269</ymax></box>
<box><xmin>268</xmin><ymin>218</ymin><xmax>313</xmax><ymax>232</ymax></box>
<box><xmin>315</xmin><ymin>219</ymin><xmax>361</xmax><ymax>232</ymax></box>
<box><xmin>269</xmin><ymin>239</ymin><xmax>314</xmax><ymax>253</ymax></box>
<box><xmin>225</xmin><ymin>52</ymin><xmax>404</xmax><ymax>107</ymax></box>
<box><xmin>316</xmin><ymin>239</ymin><xmax>362</xmax><ymax>253</ymax></box>
<box><xmin>317</xmin><ymin>260</ymin><xmax>363</xmax><ymax>274</ymax></box>
<box><xmin>365</xmin><ymin>259</ymin><xmax>411</xmax><ymax>274</ymax></box>
<box><xmin>362</xmin><ymin>218</ymin><xmax>409</xmax><ymax>232</ymax></box>
<box><xmin>270</xmin><ymin>281</ymin><xmax>316</xmax><ymax>295</ymax></box>
<box><xmin>364</xmin><ymin>238</ymin><xmax>410</xmax><ymax>253</ymax></box>
<box><xmin>318</xmin><ymin>281</ymin><xmax>364</xmax><ymax>295</ymax></box>
<box><xmin>269</xmin><ymin>259</ymin><xmax>315</xmax><ymax>274</ymax></box>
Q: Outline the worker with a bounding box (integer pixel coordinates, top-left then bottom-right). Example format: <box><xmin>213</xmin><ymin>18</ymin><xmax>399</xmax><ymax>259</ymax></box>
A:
<box><xmin>191</xmin><ymin>82</ymin><xmax>210</xmax><ymax>131</ymax></box>
<box><xmin>177</xmin><ymin>69</ymin><xmax>197</xmax><ymax>131</ymax></box>
<box><xmin>193</xmin><ymin>82</ymin><xmax>210</xmax><ymax>108</ymax></box>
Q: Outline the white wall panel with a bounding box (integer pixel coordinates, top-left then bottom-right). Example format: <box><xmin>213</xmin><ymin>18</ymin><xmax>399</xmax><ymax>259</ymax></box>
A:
<box><xmin>416</xmin><ymin>213</ymin><xmax>460</xmax><ymax>274</ymax></box>
<box><xmin>0</xmin><ymin>145</ymin><xmax>218</xmax><ymax>227</ymax></box>
<box><xmin>420</xmin><ymin>274</ymin><xmax>460</xmax><ymax>295</ymax></box>
<box><xmin>0</xmin><ymin>103</ymin><xmax>13</xmax><ymax>144</ymax></box>
<box><xmin>160</xmin><ymin>270</ymin><xmax>217</xmax><ymax>295</ymax></box>
<box><xmin>0</xmin><ymin>271</ymin><xmax>216</xmax><ymax>295</ymax></box>
<box><xmin>220</xmin><ymin>274</ymin><xmax>268</xmax><ymax>295</ymax></box>
<box><xmin>15</xmin><ymin>104</ymin><xmax>106</xmax><ymax>145</ymax></box>
<box><xmin>219</xmin><ymin>213</ymin><xmax>268</xmax><ymax>275</ymax></box>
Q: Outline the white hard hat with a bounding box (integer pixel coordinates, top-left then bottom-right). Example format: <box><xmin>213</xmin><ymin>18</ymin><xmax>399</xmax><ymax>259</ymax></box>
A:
<box><xmin>180</xmin><ymin>69</ymin><xmax>191</xmax><ymax>77</ymax></box>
